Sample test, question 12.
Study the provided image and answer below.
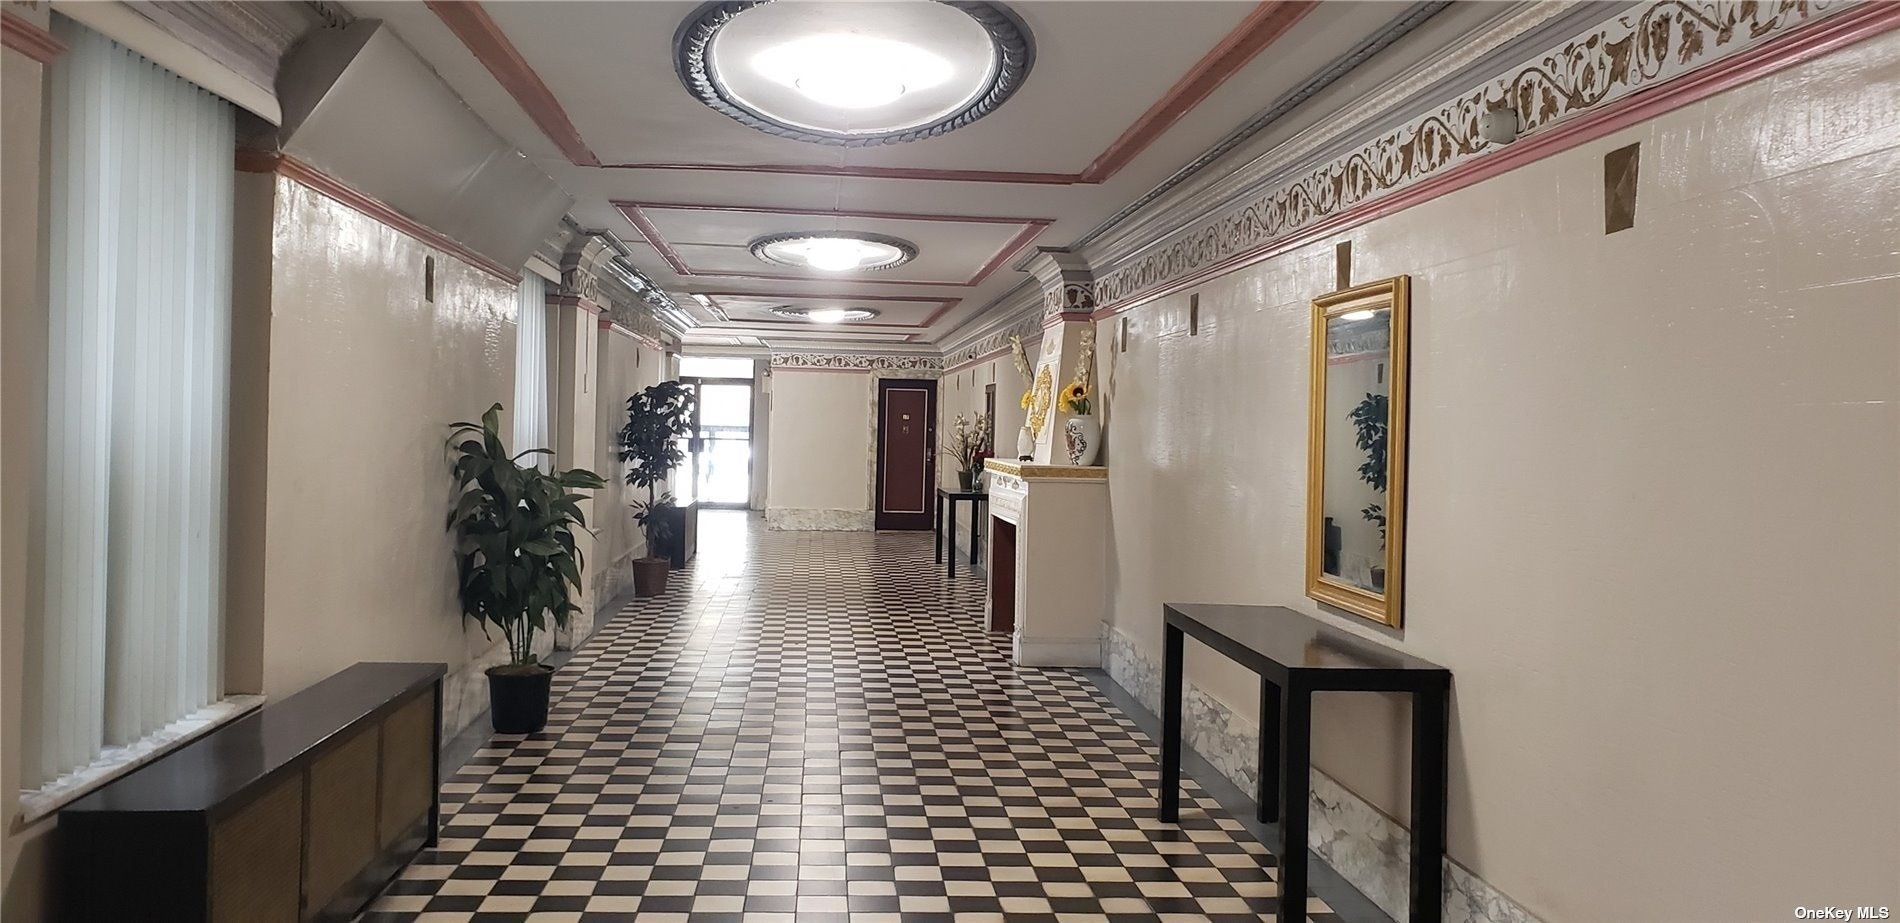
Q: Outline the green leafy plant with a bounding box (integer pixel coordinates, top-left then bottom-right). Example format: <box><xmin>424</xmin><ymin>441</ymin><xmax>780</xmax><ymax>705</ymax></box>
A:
<box><xmin>616</xmin><ymin>381</ymin><xmax>695</xmax><ymax>553</ymax></box>
<box><xmin>448</xmin><ymin>403</ymin><xmax>605</xmax><ymax>667</ymax></box>
<box><xmin>633</xmin><ymin>492</ymin><xmax>678</xmax><ymax>550</ymax></box>
<box><xmin>1349</xmin><ymin>392</ymin><xmax>1388</xmax><ymax>543</ymax></box>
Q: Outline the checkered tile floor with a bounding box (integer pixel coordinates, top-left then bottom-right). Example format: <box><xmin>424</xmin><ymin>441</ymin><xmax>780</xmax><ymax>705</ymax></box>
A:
<box><xmin>361</xmin><ymin>512</ymin><xmax>1338</xmax><ymax>922</ymax></box>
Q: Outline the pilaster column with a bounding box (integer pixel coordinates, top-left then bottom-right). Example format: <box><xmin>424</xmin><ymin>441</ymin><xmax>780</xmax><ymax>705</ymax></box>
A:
<box><xmin>1022</xmin><ymin>249</ymin><xmax>1097</xmax><ymax>465</ymax></box>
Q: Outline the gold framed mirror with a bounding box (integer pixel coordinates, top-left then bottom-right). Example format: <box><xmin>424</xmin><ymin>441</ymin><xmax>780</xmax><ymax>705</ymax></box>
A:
<box><xmin>1306</xmin><ymin>276</ymin><xmax>1410</xmax><ymax>627</ymax></box>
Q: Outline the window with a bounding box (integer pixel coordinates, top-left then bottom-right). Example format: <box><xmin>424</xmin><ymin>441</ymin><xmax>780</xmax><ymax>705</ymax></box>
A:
<box><xmin>513</xmin><ymin>273</ymin><xmax>551</xmax><ymax>463</ymax></box>
<box><xmin>24</xmin><ymin>19</ymin><xmax>236</xmax><ymax>796</ymax></box>
<box><xmin>678</xmin><ymin>356</ymin><xmax>755</xmax><ymax>379</ymax></box>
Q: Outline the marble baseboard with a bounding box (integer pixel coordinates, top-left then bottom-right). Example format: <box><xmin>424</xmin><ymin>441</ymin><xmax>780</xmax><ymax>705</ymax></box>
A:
<box><xmin>765</xmin><ymin>507</ymin><xmax>874</xmax><ymax>531</ymax></box>
<box><xmin>1013</xmin><ymin>634</ymin><xmax>1103</xmax><ymax>667</ymax></box>
<box><xmin>1101</xmin><ymin>622</ymin><xmax>1539</xmax><ymax>923</ymax></box>
<box><xmin>573</xmin><ymin>549</ymin><xmax>636</xmax><ymax>648</ymax></box>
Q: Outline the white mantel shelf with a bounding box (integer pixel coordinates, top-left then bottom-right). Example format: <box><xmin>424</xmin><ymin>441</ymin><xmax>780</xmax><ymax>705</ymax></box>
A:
<box><xmin>984</xmin><ymin>460</ymin><xmax>1108</xmax><ymax>481</ymax></box>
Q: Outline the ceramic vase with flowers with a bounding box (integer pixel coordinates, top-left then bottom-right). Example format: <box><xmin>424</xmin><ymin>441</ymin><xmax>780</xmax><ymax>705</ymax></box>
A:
<box><xmin>1059</xmin><ymin>330</ymin><xmax>1101</xmax><ymax>466</ymax></box>
<box><xmin>942</xmin><ymin>411</ymin><xmax>993</xmax><ymax>492</ymax></box>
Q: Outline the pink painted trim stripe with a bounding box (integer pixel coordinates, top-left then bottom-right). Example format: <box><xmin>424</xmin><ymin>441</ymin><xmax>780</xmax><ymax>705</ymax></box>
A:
<box><xmin>2</xmin><ymin>11</ymin><xmax>64</xmax><ymax>63</ymax></box>
<box><xmin>1093</xmin><ymin>1</ymin><xmax>1900</xmax><ymax>318</ymax></box>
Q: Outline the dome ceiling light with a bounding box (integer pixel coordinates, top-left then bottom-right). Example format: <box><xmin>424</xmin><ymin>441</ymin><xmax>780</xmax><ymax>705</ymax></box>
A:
<box><xmin>771</xmin><ymin>306</ymin><xmax>881</xmax><ymax>324</ymax></box>
<box><xmin>676</xmin><ymin>0</ymin><xmax>1035</xmax><ymax>145</ymax></box>
<box><xmin>750</xmin><ymin>232</ymin><xmax>917</xmax><ymax>273</ymax></box>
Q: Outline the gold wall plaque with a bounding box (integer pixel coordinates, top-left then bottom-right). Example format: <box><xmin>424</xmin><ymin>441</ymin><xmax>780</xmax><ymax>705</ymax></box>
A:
<box><xmin>1028</xmin><ymin>366</ymin><xmax>1054</xmax><ymax>438</ymax></box>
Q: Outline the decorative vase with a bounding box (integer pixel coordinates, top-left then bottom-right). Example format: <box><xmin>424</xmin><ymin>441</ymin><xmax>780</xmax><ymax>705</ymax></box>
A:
<box><xmin>1063</xmin><ymin>415</ymin><xmax>1101</xmax><ymax>466</ymax></box>
<box><xmin>958</xmin><ymin>468</ymin><xmax>977</xmax><ymax>491</ymax></box>
<box><xmin>487</xmin><ymin>663</ymin><xmax>554</xmax><ymax>734</ymax></box>
<box><xmin>1016</xmin><ymin>425</ymin><xmax>1035</xmax><ymax>460</ymax></box>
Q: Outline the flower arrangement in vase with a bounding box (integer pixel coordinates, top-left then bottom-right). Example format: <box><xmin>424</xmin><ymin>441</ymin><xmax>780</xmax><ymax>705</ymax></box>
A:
<box><xmin>1060</xmin><ymin>329</ymin><xmax>1101</xmax><ymax>466</ymax></box>
<box><xmin>942</xmin><ymin>412</ymin><xmax>994</xmax><ymax>491</ymax></box>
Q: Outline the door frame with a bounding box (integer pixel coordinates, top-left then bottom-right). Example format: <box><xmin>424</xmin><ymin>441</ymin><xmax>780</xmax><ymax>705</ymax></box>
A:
<box><xmin>874</xmin><ymin>377</ymin><xmax>938</xmax><ymax>531</ymax></box>
<box><xmin>680</xmin><ymin>375</ymin><xmax>755</xmax><ymax>510</ymax></box>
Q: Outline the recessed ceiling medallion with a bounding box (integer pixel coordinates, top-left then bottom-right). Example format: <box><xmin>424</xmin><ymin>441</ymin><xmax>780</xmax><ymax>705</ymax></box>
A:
<box><xmin>675</xmin><ymin>0</ymin><xmax>1035</xmax><ymax>146</ymax></box>
<box><xmin>771</xmin><ymin>306</ymin><xmax>882</xmax><ymax>324</ymax></box>
<box><xmin>749</xmin><ymin>232</ymin><xmax>918</xmax><ymax>273</ymax></box>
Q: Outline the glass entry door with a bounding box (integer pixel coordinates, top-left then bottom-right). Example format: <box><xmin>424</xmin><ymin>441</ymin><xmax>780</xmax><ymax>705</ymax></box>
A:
<box><xmin>680</xmin><ymin>377</ymin><xmax>753</xmax><ymax>508</ymax></box>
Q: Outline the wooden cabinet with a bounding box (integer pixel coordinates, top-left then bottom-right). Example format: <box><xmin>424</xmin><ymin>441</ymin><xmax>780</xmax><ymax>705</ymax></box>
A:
<box><xmin>59</xmin><ymin>663</ymin><xmax>445</xmax><ymax>922</ymax></box>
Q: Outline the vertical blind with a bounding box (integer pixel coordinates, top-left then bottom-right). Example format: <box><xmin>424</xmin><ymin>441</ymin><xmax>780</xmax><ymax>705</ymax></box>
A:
<box><xmin>513</xmin><ymin>273</ymin><xmax>551</xmax><ymax>464</ymax></box>
<box><xmin>26</xmin><ymin>19</ymin><xmax>235</xmax><ymax>789</ymax></box>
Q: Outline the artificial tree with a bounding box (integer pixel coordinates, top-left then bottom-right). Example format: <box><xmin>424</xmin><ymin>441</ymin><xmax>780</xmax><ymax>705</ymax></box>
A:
<box><xmin>616</xmin><ymin>380</ymin><xmax>695</xmax><ymax>594</ymax></box>
<box><xmin>448</xmin><ymin>403</ymin><xmax>605</xmax><ymax>732</ymax></box>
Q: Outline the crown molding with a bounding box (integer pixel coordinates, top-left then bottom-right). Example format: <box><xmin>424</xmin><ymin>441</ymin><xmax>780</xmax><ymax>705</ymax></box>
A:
<box><xmin>1090</xmin><ymin>0</ymin><xmax>1861</xmax><ymax>310</ymax></box>
<box><xmin>1080</xmin><ymin>0</ymin><xmax>1600</xmax><ymax>273</ymax></box>
<box><xmin>769</xmin><ymin>352</ymin><xmax>945</xmax><ymax>375</ymax></box>
<box><xmin>935</xmin><ymin>279</ymin><xmax>1043</xmax><ymax>365</ymax></box>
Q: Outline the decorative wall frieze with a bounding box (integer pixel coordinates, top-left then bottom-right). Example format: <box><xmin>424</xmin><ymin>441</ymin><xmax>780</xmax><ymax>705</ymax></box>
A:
<box><xmin>1079</xmin><ymin>1</ymin><xmax>1593</xmax><ymax>268</ymax></box>
<box><xmin>770</xmin><ymin>353</ymin><xmax>945</xmax><ymax>375</ymax></box>
<box><xmin>1025</xmin><ymin>248</ymin><xmax>1096</xmax><ymax>319</ymax></box>
<box><xmin>1091</xmin><ymin>0</ymin><xmax>1851</xmax><ymax>308</ymax></box>
<box><xmin>555</xmin><ymin>232</ymin><xmax>616</xmax><ymax>307</ymax></box>
<box><xmin>550</xmin><ymin>222</ymin><xmax>684</xmax><ymax>347</ymax></box>
<box><xmin>1073</xmin><ymin>0</ymin><xmax>1456</xmax><ymax>253</ymax></box>
<box><xmin>942</xmin><ymin>310</ymin><xmax>1044</xmax><ymax>371</ymax></box>
<box><xmin>937</xmin><ymin>279</ymin><xmax>1042</xmax><ymax>368</ymax></box>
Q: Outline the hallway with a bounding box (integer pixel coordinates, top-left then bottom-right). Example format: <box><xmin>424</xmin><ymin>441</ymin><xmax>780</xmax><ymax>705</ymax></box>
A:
<box><xmin>362</xmin><ymin>512</ymin><xmax>1337</xmax><ymax>922</ymax></box>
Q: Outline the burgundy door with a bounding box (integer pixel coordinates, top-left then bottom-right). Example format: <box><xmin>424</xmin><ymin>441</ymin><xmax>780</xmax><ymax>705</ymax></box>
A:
<box><xmin>875</xmin><ymin>378</ymin><xmax>937</xmax><ymax>530</ymax></box>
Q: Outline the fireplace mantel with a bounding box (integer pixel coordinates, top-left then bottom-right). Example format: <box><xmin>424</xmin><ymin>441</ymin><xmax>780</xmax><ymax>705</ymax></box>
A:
<box><xmin>984</xmin><ymin>459</ymin><xmax>1109</xmax><ymax>667</ymax></box>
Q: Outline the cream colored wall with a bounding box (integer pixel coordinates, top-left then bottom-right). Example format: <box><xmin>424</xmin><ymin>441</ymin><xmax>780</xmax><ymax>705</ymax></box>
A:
<box><xmin>591</xmin><ymin>328</ymin><xmax>663</xmax><ymax>609</ymax></box>
<box><xmin>551</xmin><ymin>305</ymin><xmax>600</xmax><ymax>615</ymax></box>
<box><xmin>1100</xmin><ymin>33</ymin><xmax>1900</xmax><ymax>921</ymax></box>
<box><xmin>936</xmin><ymin>361</ymin><xmax>994</xmax><ymax>489</ymax></box>
<box><xmin>1</xmin><ymin>25</ymin><xmax>50</xmax><ymax>921</ymax></box>
<box><xmin>766</xmin><ymin>370</ymin><xmax>874</xmax><ymax>515</ymax></box>
<box><xmin>239</xmin><ymin>177</ymin><xmax>520</xmax><ymax>712</ymax></box>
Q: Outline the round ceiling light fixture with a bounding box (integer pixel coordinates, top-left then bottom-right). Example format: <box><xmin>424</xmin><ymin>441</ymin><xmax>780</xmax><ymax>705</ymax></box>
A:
<box><xmin>676</xmin><ymin>0</ymin><xmax>1035</xmax><ymax>145</ymax></box>
<box><xmin>771</xmin><ymin>306</ymin><xmax>881</xmax><ymax>324</ymax></box>
<box><xmin>750</xmin><ymin>232</ymin><xmax>917</xmax><ymax>273</ymax></box>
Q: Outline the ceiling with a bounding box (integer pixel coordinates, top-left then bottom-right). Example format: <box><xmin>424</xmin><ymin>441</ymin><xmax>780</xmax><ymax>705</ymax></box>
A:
<box><xmin>353</xmin><ymin>0</ymin><xmax>1437</xmax><ymax>351</ymax></box>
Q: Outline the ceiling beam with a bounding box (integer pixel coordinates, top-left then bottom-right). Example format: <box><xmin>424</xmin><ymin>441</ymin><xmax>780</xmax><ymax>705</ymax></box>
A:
<box><xmin>426</xmin><ymin>0</ymin><xmax>600</xmax><ymax>166</ymax></box>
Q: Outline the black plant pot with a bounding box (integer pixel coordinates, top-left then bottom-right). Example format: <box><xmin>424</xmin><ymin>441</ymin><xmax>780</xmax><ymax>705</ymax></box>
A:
<box><xmin>487</xmin><ymin>664</ymin><xmax>554</xmax><ymax>734</ymax></box>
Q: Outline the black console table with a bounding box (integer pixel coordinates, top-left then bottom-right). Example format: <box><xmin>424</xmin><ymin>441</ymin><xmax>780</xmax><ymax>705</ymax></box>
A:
<box><xmin>1158</xmin><ymin>604</ymin><xmax>1450</xmax><ymax>923</ymax></box>
<box><xmin>934</xmin><ymin>487</ymin><xmax>986</xmax><ymax>577</ymax></box>
<box><xmin>60</xmin><ymin>662</ymin><xmax>446</xmax><ymax>922</ymax></box>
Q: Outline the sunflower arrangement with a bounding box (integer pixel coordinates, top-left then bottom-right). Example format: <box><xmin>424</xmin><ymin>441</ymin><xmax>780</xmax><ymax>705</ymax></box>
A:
<box><xmin>1060</xmin><ymin>328</ymin><xmax>1097</xmax><ymax>416</ymax></box>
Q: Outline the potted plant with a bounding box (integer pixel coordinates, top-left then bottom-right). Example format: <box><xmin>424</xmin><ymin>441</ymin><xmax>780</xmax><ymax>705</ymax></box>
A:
<box><xmin>943</xmin><ymin>412</ymin><xmax>993</xmax><ymax>491</ymax></box>
<box><xmin>630</xmin><ymin>492</ymin><xmax>677</xmax><ymax>596</ymax></box>
<box><xmin>448</xmin><ymin>403</ymin><xmax>605</xmax><ymax>734</ymax></box>
<box><xmin>1350</xmin><ymin>392</ymin><xmax>1389</xmax><ymax>590</ymax></box>
<box><xmin>617</xmin><ymin>380</ymin><xmax>695</xmax><ymax>596</ymax></box>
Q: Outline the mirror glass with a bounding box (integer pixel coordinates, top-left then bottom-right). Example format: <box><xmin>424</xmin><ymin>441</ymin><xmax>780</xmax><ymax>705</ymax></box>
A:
<box><xmin>1319</xmin><ymin>306</ymin><xmax>1391</xmax><ymax>593</ymax></box>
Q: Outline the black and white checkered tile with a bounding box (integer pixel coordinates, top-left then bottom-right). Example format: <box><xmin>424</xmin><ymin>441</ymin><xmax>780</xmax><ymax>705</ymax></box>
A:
<box><xmin>362</xmin><ymin>512</ymin><xmax>1338</xmax><ymax>922</ymax></box>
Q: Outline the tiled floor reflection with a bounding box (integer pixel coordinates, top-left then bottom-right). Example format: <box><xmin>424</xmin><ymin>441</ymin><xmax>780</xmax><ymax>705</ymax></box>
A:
<box><xmin>362</xmin><ymin>512</ymin><xmax>1337</xmax><ymax>922</ymax></box>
